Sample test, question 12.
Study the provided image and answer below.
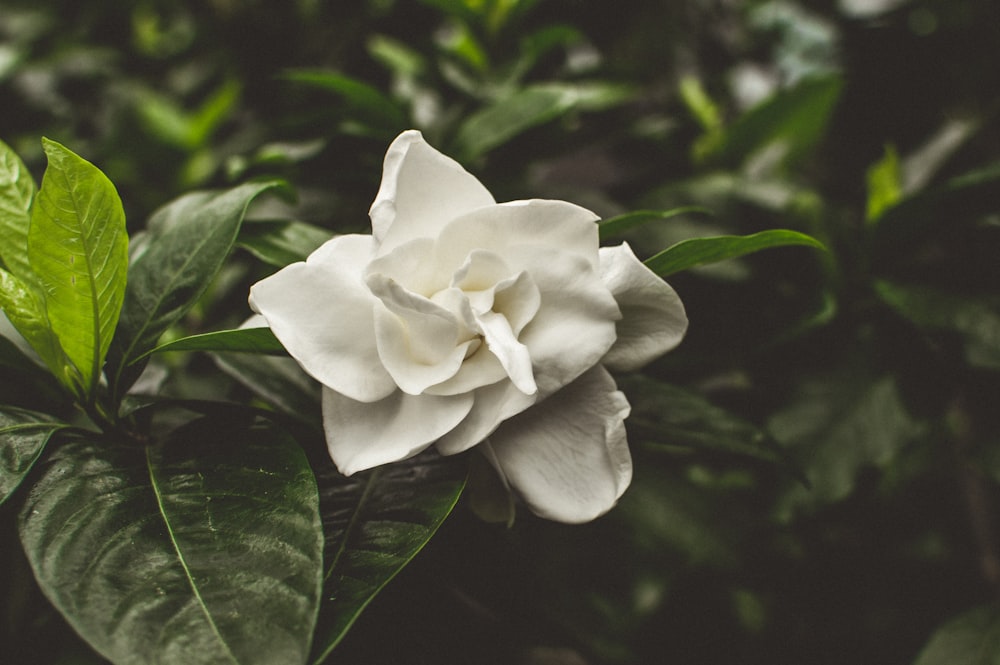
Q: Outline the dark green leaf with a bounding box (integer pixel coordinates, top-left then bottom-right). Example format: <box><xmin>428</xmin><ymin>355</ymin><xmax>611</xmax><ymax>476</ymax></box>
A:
<box><xmin>238</xmin><ymin>220</ymin><xmax>332</xmax><ymax>267</ymax></box>
<box><xmin>454</xmin><ymin>82</ymin><xmax>632</xmax><ymax>159</ymax></box>
<box><xmin>107</xmin><ymin>181</ymin><xmax>282</xmax><ymax>400</ymax></box>
<box><xmin>621</xmin><ymin>376</ymin><xmax>801</xmax><ymax>477</ymax></box>
<box><xmin>283</xmin><ymin>70</ymin><xmax>407</xmax><ymax>132</ymax></box>
<box><xmin>0</xmin><ymin>137</ymin><xmax>36</xmax><ymax>277</ymax></box>
<box><xmin>310</xmin><ymin>450</ymin><xmax>467</xmax><ymax>663</ymax></box>
<box><xmin>28</xmin><ymin>138</ymin><xmax>128</xmax><ymax>398</ymax></box>
<box><xmin>643</xmin><ymin>229</ymin><xmax>825</xmax><ymax>277</ymax></box>
<box><xmin>0</xmin><ymin>406</ymin><xmax>67</xmax><ymax>506</ymax></box>
<box><xmin>769</xmin><ymin>373</ymin><xmax>924</xmax><ymax>520</ymax></box>
<box><xmin>213</xmin><ymin>353</ymin><xmax>321</xmax><ymax>426</ymax></box>
<box><xmin>146</xmin><ymin>326</ymin><xmax>285</xmax><ymax>358</ymax></box>
<box><xmin>874</xmin><ymin>280</ymin><xmax>1000</xmax><ymax>370</ymax></box>
<box><xmin>913</xmin><ymin>605</ymin><xmax>1000</xmax><ymax>665</ymax></box>
<box><xmin>19</xmin><ymin>418</ymin><xmax>324</xmax><ymax>665</ymax></box>
<box><xmin>598</xmin><ymin>207</ymin><xmax>711</xmax><ymax>241</ymax></box>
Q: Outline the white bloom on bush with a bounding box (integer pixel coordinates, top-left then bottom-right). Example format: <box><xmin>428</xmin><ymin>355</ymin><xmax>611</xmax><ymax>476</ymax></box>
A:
<box><xmin>249</xmin><ymin>130</ymin><xmax>687</xmax><ymax>522</ymax></box>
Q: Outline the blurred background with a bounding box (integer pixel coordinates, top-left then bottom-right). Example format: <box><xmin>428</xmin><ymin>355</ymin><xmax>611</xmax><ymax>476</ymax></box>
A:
<box><xmin>2</xmin><ymin>0</ymin><xmax>999</xmax><ymax>663</ymax></box>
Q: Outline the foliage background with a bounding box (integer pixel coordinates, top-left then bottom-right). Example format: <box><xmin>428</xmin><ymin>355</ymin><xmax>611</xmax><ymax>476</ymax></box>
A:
<box><xmin>2</xmin><ymin>0</ymin><xmax>999</xmax><ymax>663</ymax></box>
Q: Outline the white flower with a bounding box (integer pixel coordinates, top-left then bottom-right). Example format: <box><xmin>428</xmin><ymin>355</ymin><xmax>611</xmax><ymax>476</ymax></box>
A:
<box><xmin>249</xmin><ymin>130</ymin><xmax>687</xmax><ymax>523</ymax></box>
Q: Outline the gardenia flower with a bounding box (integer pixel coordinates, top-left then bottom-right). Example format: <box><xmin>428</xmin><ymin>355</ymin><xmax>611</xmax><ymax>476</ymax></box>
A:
<box><xmin>249</xmin><ymin>130</ymin><xmax>687</xmax><ymax>523</ymax></box>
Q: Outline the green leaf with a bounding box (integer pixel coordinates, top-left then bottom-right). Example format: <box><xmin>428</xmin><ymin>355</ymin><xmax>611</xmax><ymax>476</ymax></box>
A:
<box><xmin>284</xmin><ymin>70</ymin><xmax>407</xmax><ymax>132</ymax></box>
<box><xmin>621</xmin><ymin>376</ymin><xmax>802</xmax><ymax>479</ymax></box>
<box><xmin>19</xmin><ymin>418</ymin><xmax>324</xmax><ymax>665</ymax></box>
<box><xmin>238</xmin><ymin>220</ymin><xmax>332</xmax><ymax>267</ymax></box>
<box><xmin>107</xmin><ymin>181</ymin><xmax>282</xmax><ymax>400</ymax></box>
<box><xmin>454</xmin><ymin>82</ymin><xmax>632</xmax><ymax>159</ymax></box>
<box><xmin>866</xmin><ymin>144</ymin><xmax>902</xmax><ymax>223</ymax></box>
<box><xmin>0</xmin><ymin>406</ymin><xmax>67</xmax><ymax>506</ymax></box>
<box><xmin>598</xmin><ymin>207</ymin><xmax>711</xmax><ymax>242</ymax></box>
<box><xmin>0</xmin><ymin>137</ymin><xmax>37</xmax><ymax>277</ymax></box>
<box><xmin>716</xmin><ymin>74</ymin><xmax>843</xmax><ymax>169</ymax></box>
<box><xmin>146</xmin><ymin>326</ymin><xmax>285</xmax><ymax>358</ymax></box>
<box><xmin>27</xmin><ymin>139</ymin><xmax>127</xmax><ymax>398</ymax></box>
<box><xmin>913</xmin><ymin>605</ymin><xmax>1000</xmax><ymax>665</ymax></box>
<box><xmin>643</xmin><ymin>229</ymin><xmax>826</xmax><ymax>277</ymax></box>
<box><xmin>309</xmin><ymin>450</ymin><xmax>467</xmax><ymax>663</ymax></box>
<box><xmin>874</xmin><ymin>280</ymin><xmax>1000</xmax><ymax>370</ymax></box>
<box><xmin>213</xmin><ymin>353</ymin><xmax>321</xmax><ymax>426</ymax></box>
<box><xmin>769</xmin><ymin>373</ymin><xmax>924</xmax><ymax>520</ymax></box>
<box><xmin>0</xmin><ymin>267</ymin><xmax>67</xmax><ymax>383</ymax></box>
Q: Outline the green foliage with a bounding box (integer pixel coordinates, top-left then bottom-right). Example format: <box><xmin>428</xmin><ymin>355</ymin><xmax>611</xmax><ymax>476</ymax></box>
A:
<box><xmin>18</xmin><ymin>419</ymin><xmax>324</xmax><ymax>665</ymax></box>
<box><xmin>644</xmin><ymin>229</ymin><xmax>825</xmax><ymax>277</ymax></box>
<box><xmin>0</xmin><ymin>406</ymin><xmax>68</xmax><ymax>505</ymax></box>
<box><xmin>913</xmin><ymin>606</ymin><xmax>1000</xmax><ymax>665</ymax></box>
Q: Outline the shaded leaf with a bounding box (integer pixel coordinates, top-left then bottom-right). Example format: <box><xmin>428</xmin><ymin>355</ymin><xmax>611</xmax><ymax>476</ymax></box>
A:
<box><xmin>644</xmin><ymin>229</ymin><xmax>825</xmax><ymax>277</ymax></box>
<box><xmin>214</xmin><ymin>352</ymin><xmax>320</xmax><ymax>426</ymax></box>
<box><xmin>621</xmin><ymin>376</ymin><xmax>800</xmax><ymax>477</ymax></box>
<box><xmin>598</xmin><ymin>207</ymin><xmax>711</xmax><ymax>242</ymax></box>
<box><xmin>310</xmin><ymin>450</ymin><xmax>467</xmax><ymax>663</ymax></box>
<box><xmin>0</xmin><ymin>406</ymin><xmax>67</xmax><ymax>506</ymax></box>
<box><xmin>913</xmin><ymin>605</ymin><xmax>1000</xmax><ymax>665</ymax></box>
<box><xmin>284</xmin><ymin>69</ymin><xmax>407</xmax><ymax>132</ymax></box>
<box><xmin>238</xmin><ymin>220</ymin><xmax>332</xmax><ymax>267</ymax></box>
<box><xmin>27</xmin><ymin>139</ymin><xmax>127</xmax><ymax>398</ymax></box>
<box><xmin>107</xmin><ymin>181</ymin><xmax>282</xmax><ymax>400</ymax></box>
<box><xmin>874</xmin><ymin>280</ymin><xmax>1000</xmax><ymax>370</ymax></box>
<box><xmin>147</xmin><ymin>326</ymin><xmax>285</xmax><ymax>358</ymax></box>
<box><xmin>19</xmin><ymin>418</ymin><xmax>324</xmax><ymax>665</ymax></box>
<box><xmin>0</xmin><ymin>137</ymin><xmax>36</xmax><ymax>277</ymax></box>
<box><xmin>769</xmin><ymin>373</ymin><xmax>924</xmax><ymax>520</ymax></box>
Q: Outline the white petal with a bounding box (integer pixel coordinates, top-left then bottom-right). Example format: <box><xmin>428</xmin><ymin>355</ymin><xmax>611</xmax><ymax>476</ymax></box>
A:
<box><xmin>515</xmin><ymin>246</ymin><xmax>620</xmax><ymax>398</ymax></box>
<box><xmin>434</xmin><ymin>199</ymin><xmax>602</xmax><ymax>273</ymax></box>
<box><xmin>434</xmin><ymin>380</ymin><xmax>537</xmax><ymax>455</ymax></box>
<box><xmin>323</xmin><ymin>386</ymin><xmax>474</xmax><ymax>476</ymax></box>
<box><xmin>249</xmin><ymin>234</ymin><xmax>396</xmax><ymax>402</ymax></box>
<box><xmin>598</xmin><ymin>243</ymin><xmax>688</xmax><ymax>371</ymax></box>
<box><xmin>484</xmin><ymin>365</ymin><xmax>632</xmax><ymax>523</ymax></box>
<box><xmin>368</xmin><ymin>273</ymin><xmax>474</xmax><ymax>394</ymax></box>
<box><xmin>370</xmin><ymin>130</ymin><xmax>495</xmax><ymax>255</ymax></box>
<box><xmin>475</xmin><ymin>310</ymin><xmax>536</xmax><ymax>395</ymax></box>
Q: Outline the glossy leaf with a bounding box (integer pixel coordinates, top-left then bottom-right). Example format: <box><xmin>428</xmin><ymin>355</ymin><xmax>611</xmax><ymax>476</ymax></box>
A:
<box><xmin>18</xmin><ymin>418</ymin><xmax>324</xmax><ymax>665</ymax></box>
<box><xmin>107</xmin><ymin>181</ymin><xmax>282</xmax><ymax>400</ymax></box>
<box><xmin>913</xmin><ymin>605</ymin><xmax>1000</xmax><ymax>665</ymax></box>
<box><xmin>0</xmin><ymin>406</ymin><xmax>67</xmax><ymax>506</ymax></box>
<box><xmin>214</xmin><ymin>352</ymin><xmax>321</xmax><ymax>426</ymax></box>
<box><xmin>598</xmin><ymin>207</ymin><xmax>711</xmax><ymax>241</ymax></box>
<box><xmin>0</xmin><ymin>137</ymin><xmax>36</xmax><ymax>277</ymax></box>
<box><xmin>238</xmin><ymin>220</ymin><xmax>332</xmax><ymax>267</ymax></box>
<box><xmin>643</xmin><ymin>229</ymin><xmax>825</xmax><ymax>277</ymax></box>
<box><xmin>27</xmin><ymin>139</ymin><xmax>128</xmax><ymax>398</ymax></box>
<box><xmin>0</xmin><ymin>267</ymin><xmax>67</xmax><ymax>384</ymax></box>
<box><xmin>310</xmin><ymin>450</ymin><xmax>467</xmax><ymax>663</ymax></box>
<box><xmin>147</xmin><ymin>326</ymin><xmax>285</xmax><ymax>358</ymax></box>
<box><xmin>874</xmin><ymin>280</ymin><xmax>1000</xmax><ymax>370</ymax></box>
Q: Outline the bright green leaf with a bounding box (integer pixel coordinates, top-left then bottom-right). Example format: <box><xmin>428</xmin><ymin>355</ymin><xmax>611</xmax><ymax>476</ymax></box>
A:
<box><xmin>146</xmin><ymin>326</ymin><xmax>285</xmax><ymax>359</ymax></box>
<box><xmin>309</xmin><ymin>450</ymin><xmax>467</xmax><ymax>663</ymax></box>
<box><xmin>913</xmin><ymin>605</ymin><xmax>1000</xmax><ymax>665</ymax></box>
<box><xmin>679</xmin><ymin>76</ymin><xmax>723</xmax><ymax>133</ymax></box>
<box><xmin>643</xmin><ymin>229</ymin><xmax>825</xmax><ymax>277</ymax></box>
<box><xmin>238</xmin><ymin>220</ymin><xmax>332</xmax><ymax>267</ymax></box>
<box><xmin>874</xmin><ymin>280</ymin><xmax>1000</xmax><ymax>370</ymax></box>
<box><xmin>0</xmin><ymin>406</ymin><xmax>68</xmax><ymax>506</ymax></box>
<box><xmin>0</xmin><ymin>267</ymin><xmax>67</xmax><ymax>384</ymax></box>
<box><xmin>27</xmin><ymin>139</ymin><xmax>127</xmax><ymax>399</ymax></box>
<box><xmin>866</xmin><ymin>144</ymin><xmax>902</xmax><ymax>223</ymax></box>
<box><xmin>107</xmin><ymin>181</ymin><xmax>282</xmax><ymax>400</ymax></box>
<box><xmin>19</xmin><ymin>419</ymin><xmax>324</xmax><ymax>665</ymax></box>
<box><xmin>0</xmin><ymin>137</ymin><xmax>37</xmax><ymax>277</ymax></box>
<box><xmin>598</xmin><ymin>207</ymin><xmax>711</xmax><ymax>241</ymax></box>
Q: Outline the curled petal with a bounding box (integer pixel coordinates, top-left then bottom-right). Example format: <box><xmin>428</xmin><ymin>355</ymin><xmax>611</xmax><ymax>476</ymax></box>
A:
<box><xmin>598</xmin><ymin>243</ymin><xmax>688</xmax><ymax>371</ymax></box>
<box><xmin>516</xmin><ymin>247</ymin><xmax>620</xmax><ymax>398</ymax></box>
<box><xmin>249</xmin><ymin>234</ymin><xmax>395</xmax><ymax>403</ymax></box>
<box><xmin>475</xmin><ymin>310</ymin><xmax>536</xmax><ymax>395</ymax></box>
<box><xmin>484</xmin><ymin>366</ymin><xmax>632</xmax><ymax>523</ymax></box>
<box><xmin>435</xmin><ymin>380</ymin><xmax>537</xmax><ymax>455</ymax></box>
<box><xmin>371</xmin><ymin>130</ymin><xmax>495</xmax><ymax>255</ymax></box>
<box><xmin>323</xmin><ymin>387</ymin><xmax>474</xmax><ymax>476</ymax></box>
